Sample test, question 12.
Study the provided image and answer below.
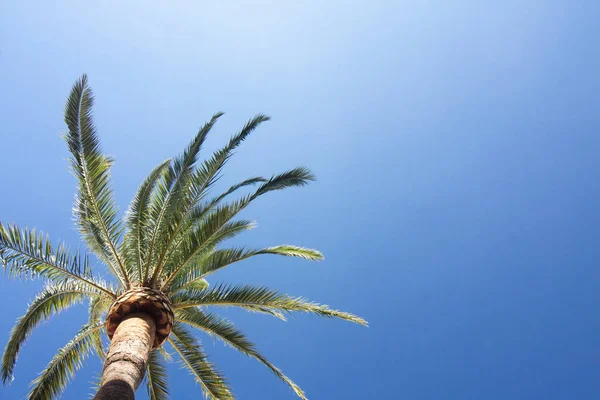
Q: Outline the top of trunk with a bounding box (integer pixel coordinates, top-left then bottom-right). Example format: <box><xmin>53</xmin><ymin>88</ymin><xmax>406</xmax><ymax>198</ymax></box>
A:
<box><xmin>105</xmin><ymin>287</ymin><xmax>174</xmax><ymax>349</ymax></box>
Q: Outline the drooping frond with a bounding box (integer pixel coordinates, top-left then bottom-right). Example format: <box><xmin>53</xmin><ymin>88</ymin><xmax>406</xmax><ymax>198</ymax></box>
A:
<box><xmin>87</xmin><ymin>296</ymin><xmax>111</xmax><ymax>360</ymax></box>
<box><xmin>0</xmin><ymin>222</ymin><xmax>115</xmax><ymax>298</ymax></box>
<box><xmin>143</xmin><ymin>113</ymin><xmax>224</xmax><ymax>284</ymax></box>
<box><xmin>1</xmin><ymin>282</ymin><xmax>105</xmax><ymax>383</ymax></box>
<box><xmin>88</xmin><ymin>295</ymin><xmax>111</xmax><ymax>325</ymax></box>
<box><xmin>176</xmin><ymin>308</ymin><xmax>306</xmax><ymax>399</ymax></box>
<box><xmin>165</xmin><ymin>246</ymin><xmax>322</xmax><ymax>294</ymax></box>
<box><xmin>63</xmin><ymin>75</ymin><xmax>128</xmax><ymax>287</ymax></box>
<box><xmin>171</xmin><ymin>284</ymin><xmax>368</xmax><ymax>326</ymax></box>
<box><xmin>122</xmin><ymin>159</ymin><xmax>171</xmax><ymax>283</ymax></box>
<box><xmin>146</xmin><ymin>349</ymin><xmax>169</xmax><ymax>400</ymax></box>
<box><xmin>27</xmin><ymin>322</ymin><xmax>104</xmax><ymax>400</ymax></box>
<box><xmin>168</xmin><ymin>323</ymin><xmax>233</xmax><ymax>400</ymax></box>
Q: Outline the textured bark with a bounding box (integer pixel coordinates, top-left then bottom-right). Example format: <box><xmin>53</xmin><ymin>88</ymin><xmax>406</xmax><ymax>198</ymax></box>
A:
<box><xmin>93</xmin><ymin>313</ymin><xmax>155</xmax><ymax>400</ymax></box>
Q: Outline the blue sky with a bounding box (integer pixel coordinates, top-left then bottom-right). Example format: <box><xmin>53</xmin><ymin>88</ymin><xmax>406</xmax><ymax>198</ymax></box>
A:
<box><xmin>1</xmin><ymin>1</ymin><xmax>599</xmax><ymax>399</ymax></box>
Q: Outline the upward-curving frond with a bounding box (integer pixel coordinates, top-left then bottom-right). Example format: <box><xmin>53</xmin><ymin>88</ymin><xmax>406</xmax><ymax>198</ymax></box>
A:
<box><xmin>143</xmin><ymin>113</ymin><xmax>224</xmax><ymax>284</ymax></box>
<box><xmin>149</xmin><ymin>115</ymin><xmax>271</xmax><ymax>285</ymax></box>
<box><xmin>0</xmin><ymin>222</ymin><xmax>115</xmax><ymax>298</ymax></box>
<box><xmin>122</xmin><ymin>159</ymin><xmax>172</xmax><ymax>283</ymax></box>
<box><xmin>171</xmin><ymin>284</ymin><xmax>368</xmax><ymax>326</ymax></box>
<box><xmin>1</xmin><ymin>282</ymin><xmax>105</xmax><ymax>383</ymax></box>
<box><xmin>27</xmin><ymin>322</ymin><xmax>104</xmax><ymax>400</ymax></box>
<box><xmin>168</xmin><ymin>323</ymin><xmax>233</xmax><ymax>400</ymax></box>
<box><xmin>176</xmin><ymin>308</ymin><xmax>307</xmax><ymax>399</ymax></box>
<box><xmin>160</xmin><ymin>167</ymin><xmax>315</xmax><ymax>290</ymax></box>
<box><xmin>64</xmin><ymin>75</ymin><xmax>128</xmax><ymax>287</ymax></box>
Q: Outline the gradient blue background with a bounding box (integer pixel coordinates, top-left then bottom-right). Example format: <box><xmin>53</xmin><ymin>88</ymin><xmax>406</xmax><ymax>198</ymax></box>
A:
<box><xmin>1</xmin><ymin>1</ymin><xmax>599</xmax><ymax>399</ymax></box>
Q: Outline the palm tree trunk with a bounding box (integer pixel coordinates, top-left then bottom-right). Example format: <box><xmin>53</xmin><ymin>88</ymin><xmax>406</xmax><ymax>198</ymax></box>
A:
<box><xmin>93</xmin><ymin>313</ymin><xmax>155</xmax><ymax>400</ymax></box>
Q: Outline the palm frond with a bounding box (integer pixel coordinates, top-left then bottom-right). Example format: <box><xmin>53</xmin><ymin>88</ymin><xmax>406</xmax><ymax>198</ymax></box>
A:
<box><xmin>122</xmin><ymin>159</ymin><xmax>171</xmax><ymax>283</ymax></box>
<box><xmin>150</xmin><ymin>115</ymin><xmax>270</xmax><ymax>285</ymax></box>
<box><xmin>165</xmin><ymin>246</ymin><xmax>322</xmax><ymax>294</ymax></box>
<box><xmin>168</xmin><ymin>323</ymin><xmax>233</xmax><ymax>400</ymax></box>
<box><xmin>1</xmin><ymin>282</ymin><xmax>104</xmax><ymax>383</ymax></box>
<box><xmin>143</xmin><ymin>113</ymin><xmax>224</xmax><ymax>284</ymax></box>
<box><xmin>171</xmin><ymin>278</ymin><xmax>210</xmax><ymax>294</ymax></box>
<box><xmin>176</xmin><ymin>175</ymin><xmax>267</xmax><ymax>235</ymax></box>
<box><xmin>27</xmin><ymin>322</ymin><xmax>103</xmax><ymax>400</ymax></box>
<box><xmin>63</xmin><ymin>75</ymin><xmax>128</xmax><ymax>287</ymax></box>
<box><xmin>176</xmin><ymin>308</ymin><xmax>306</xmax><ymax>399</ymax></box>
<box><xmin>146</xmin><ymin>349</ymin><xmax>169</xmax><ymax>400</ymax></box>
<box><xmin>253</xmin><ymin>167</ymin><xmax>315</xmax><ymax>197</ymax></box>
<box><xmin>0</xmin><ymin>222</ymin><xmax>115</xmax><ymax>298</ymax></box>
<box><xmin>160</xmin><ymin>213</ymin><xmax>256</xmax><ymax>290</ymax></box>
<box><xmin>87</xmin><ymin>296</ymin><xmax>111</xmax><ymax>360</ymax></box>
<box><xmin>157</xmin><ymin>345</ymin><xmax>172</xmax><ymax>361</ymax></box>
<box><xmin>211</xmin><ymin>177</ymin><xmax>268</xmax><ymax>205</ymax></box>
<box><xmin>171</xmin><ymin>284</ymin><xmax>368</xmax><ymax>326</ymax></box>
<box><xmin>160</xmin><ymin>166</ymin><xmax>316</xmax><ymax>289</ymax></box>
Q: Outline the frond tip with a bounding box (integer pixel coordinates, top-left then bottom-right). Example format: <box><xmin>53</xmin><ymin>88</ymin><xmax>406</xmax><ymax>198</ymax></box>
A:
<box><xmin>176</xmin><ymin>308</ymin><xmax>307</xmax><ymax>399</ymax></box>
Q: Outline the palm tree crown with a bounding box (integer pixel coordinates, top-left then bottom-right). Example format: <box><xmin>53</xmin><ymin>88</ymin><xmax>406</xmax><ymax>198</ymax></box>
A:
<box><xmin>0</xmin><ymin>75</ymin><xmax>366</xmax><ymax>400</ymax></box>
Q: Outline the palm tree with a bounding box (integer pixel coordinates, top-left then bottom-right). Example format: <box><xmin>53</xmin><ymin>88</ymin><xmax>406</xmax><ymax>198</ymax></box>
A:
<box><xmin>0</xmin><ymin>75</ymin><xmax>366</xmax><ymax>400</ymax></box>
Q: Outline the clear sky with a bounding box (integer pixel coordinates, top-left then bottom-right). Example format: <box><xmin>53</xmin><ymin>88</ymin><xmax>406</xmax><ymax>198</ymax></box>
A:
<box><xmin>1</xmin><ymin>1</ymin><xmax>599</xmax><ymax>399</ymax></box>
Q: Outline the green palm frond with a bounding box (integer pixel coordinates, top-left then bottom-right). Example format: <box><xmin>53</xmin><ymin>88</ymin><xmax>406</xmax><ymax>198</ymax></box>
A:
<box><xmin>159</xmin><ymin>167</ymin><xmax>316</xmax><ymax>288</ymax></box>
<box><xmin>171</xmin><ymin>278</ymin><xmax>210</xmax><ymax>294</ymax></box>
<box><xmin>88</xmin><ymin>371</ymin><xmax>102</xmax><ymax>399</ymax></box>
<box><xmin>161</xmin><ymin>214</ymin><xmax>256</xmax><ymax>290</ymax></box>
<box><xmin>88</xmin><ymin>296</ymin><xmax>111</xmax><ymax>360</ymax></box>
<box><xmin>176</xmin><ymin>308</ymin><xmax>306</xmax><ymax>399</ymax></box>
<box><xmin>157</xmin><ymin>345</ymin><xmax>173</xmax><ymax>361</ymax></box>
<box><xmin>164</xmin><ymin>176</ymin><xmax>269</xmax><ymax>261</ymax></box>
<box><xmin>253</xmin><ymin>167</ymin><xmax>315</xmax><ymax>197</ymax></box>
<box><xmin>27</xmin><ymin>322</ymin><xmax>104</xmax><ymax>400</ymax></box>
<box><xmin>88</xmin><ymin>295</ymin><xmax>111</xmax><ymax>324</ymax></box>
<box><xmin>143</xmin><ymin>113</ymin><xmax>224</xmax><ymax>284</ymax></box>
<box><xmin>0</xmin><ymin>222</ymin><xmax>115</xmax><ymax>298</ymax></box>
<box><xmin>146</xmin><ymin>349</ymin><xmax>169</xmax><ymax>400</ymax></box>
<box><xmin>171</xmin><ymin>284</ymin><xmax>368</xmax><ymax>326</ymax></box>
<box><xmin>122</xmin><ymin>159</ymin><xmax>172</xmax><ymax>283</ymax></box>
<box><xmin>165</xmin><ymin>246</ymin><xmax>322</xmax><ymax>294</ymax></box>
<box><xmin>1</xmin><ymin>282</ymin><xmax>105</xmax><ymax>383</ymax></box>
<box><xmin>64</xmin><ymin>75</ymin><xmax>128</xmax><ymax>287</ymax></box>
<box><xmin>150</xmin><ymin>115</ymin><xmax>270</xmax><ymax>285</ymax></box>
<box><xmin>169</xmin><ymin>323</ymin><xmax>233</xmax><ymax>400</ymax></box>
<box><xmin>211</xmin><ymin>177</ymin><xmax>268</xmax><ymax>205</ymax></box>
<box><xmin>175</xmin><ymin>176</ymin><xmax>266</xmax><ymax>240</ymax></box>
